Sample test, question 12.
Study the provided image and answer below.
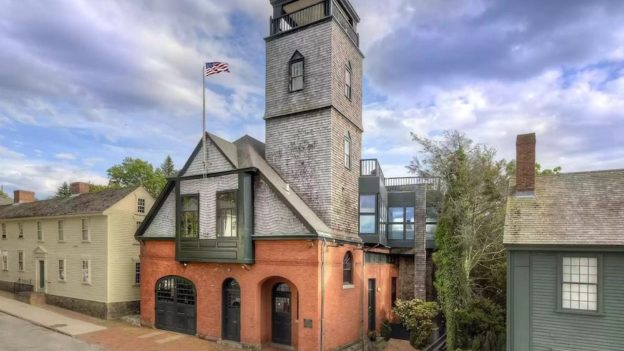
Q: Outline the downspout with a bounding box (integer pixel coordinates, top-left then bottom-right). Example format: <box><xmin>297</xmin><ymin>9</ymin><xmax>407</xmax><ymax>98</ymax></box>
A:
<box><xmin>320</xmin><ymin>238</ymin><xmax>326</xmax><ymax>351</ymax></box>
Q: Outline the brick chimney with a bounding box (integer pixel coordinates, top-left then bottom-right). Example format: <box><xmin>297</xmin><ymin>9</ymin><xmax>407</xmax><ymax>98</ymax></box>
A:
<box><xmin>14</xmin><ymin>190</ymin><xmax>35</xmax><ymax>204</ymax></box>
<box><xmin>70</xmin><ymin>182</ymin><xmax>90</xmax><ymax>195</ymax></box>
<box><xmin>516</xmin><ymin>133</ymin><xmax>536</xmax><ymax>193</ymax></box>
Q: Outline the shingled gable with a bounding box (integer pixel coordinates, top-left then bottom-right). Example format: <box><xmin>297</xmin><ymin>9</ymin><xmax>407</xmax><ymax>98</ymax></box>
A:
<box><xmin>137</xmin><ymin>132</ymin><xmax>333</xmax><ymax>238</ymax></box>
<box><xmin>0</xmin><ymin>187</ymin><xmax>136</xmax><ymax>220</ymax></box>
<box><xmin>503</xmin><ymin>169</ymin><xmax>624</xmax><ymax>246</ymax></box>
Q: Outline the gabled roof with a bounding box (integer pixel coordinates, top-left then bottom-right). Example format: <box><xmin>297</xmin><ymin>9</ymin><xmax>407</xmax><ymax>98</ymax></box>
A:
<box><xmin>137</xmin><ymin>133</ymin><xmax>333</xmax><ymax>237</ymax></box>
<box><xmin>504</xmin><ymin>169</ymin><xmax>624</xmax><ymax>246</ymax></box>
<box><xmin>0</xmin><ymin>187</ymin><xmax>136</xmax><ymax>220</ymax></box>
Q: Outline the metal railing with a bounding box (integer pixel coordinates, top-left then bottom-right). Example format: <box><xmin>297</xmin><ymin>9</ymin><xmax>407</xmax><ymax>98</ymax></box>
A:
<box><xmin>270</xmin><ymin>1</ymin><xmax>329</xmax><ymax>35</ymax></box>
<box><xmin>13</xmin><ymin>278</ymin><xmax>33</xmax><ymax>294</ymax></box>
<box><xmin>423</xmin><ymin>334</ymin><xmax>447</xmax><ymax>351</ymax></box>
<box><xmin>332</xmin><ymin>0</ymin><xmax>359</xmax><ymax>45</ymax></box>
<box><xmin>360</xmin><ymin>159</ymin><xmax>385</xmax><ymax>182</ymax></box>
<box><xmin>385</xmin><ymin>177</ymin><xmax>441</xmax><ymax>190</ymax></box>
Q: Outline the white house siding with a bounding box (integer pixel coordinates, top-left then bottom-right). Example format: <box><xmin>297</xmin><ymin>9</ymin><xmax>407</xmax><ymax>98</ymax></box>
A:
<box><xmin>143</xmin><ymin>190</ymin><xmax>176</xmax><ymax>238</ymax></box>
<box><xmin>0</xmin><ymin>215</ymin><xmax>111</xmax><ymax>303</ymax></box>
<box><xmin>0</xmin><ymin>220</ymin><xmax>37</xmax><ymax>288</ymax></box>
<box><xmin>105</xmin><ymin>188</ymin><xmax>154</xmax><ymax>303</ymax></box>
<box><xmin>180</xmin><ymin>175</ymin><xmax>238</xmax><ymax>239</ymax></box>
<box><xmin>46</xmin><ymin>215</ymin><xmax>109</xmax><ymax>303</ymax></box>
<box><xmin>254</xmin><ymin>178</ymin><xmax>310</xmax><ymax>236</ymax></box>
<box><xmin>182</xmin><ymin>139</ymin><xmax>234</xmax><ymax>177</ymax></box>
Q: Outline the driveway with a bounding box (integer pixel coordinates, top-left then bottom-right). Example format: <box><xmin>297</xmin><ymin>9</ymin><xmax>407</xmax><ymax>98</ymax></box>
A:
<box><xmin>0</xmin><ymin>312</ymin><xmax>104</xmax><ymax>351</ymax></box>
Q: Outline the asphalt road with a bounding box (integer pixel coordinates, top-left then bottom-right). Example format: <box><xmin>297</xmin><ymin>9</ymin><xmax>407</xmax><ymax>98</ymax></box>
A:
<box><xmin>0</xmin><ymin>312</ymin><xmax>104</xmax><ymax>351</ymax></box>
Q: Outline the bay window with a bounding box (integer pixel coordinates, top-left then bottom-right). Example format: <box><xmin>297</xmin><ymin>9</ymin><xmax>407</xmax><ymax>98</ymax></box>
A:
<box><xmin>216</xmin><ymin>191</ymin><xmax>237</xmax><ymax>237</ymax></box>
<box><xmin>180</xmin><ymin>194</ymin><xmax>199</xmax><ymax>238</ymax></box>
<box><xmin>359</xmin><ymin>195</ymin><xmax>376</xmax><ymax>234</ymax></box>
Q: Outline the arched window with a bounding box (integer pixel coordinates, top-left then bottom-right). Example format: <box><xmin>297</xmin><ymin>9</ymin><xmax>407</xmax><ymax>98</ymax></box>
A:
<box><xmin>343</xmin><ymin>252</ymin><xmax>353</xmax><ymax>285</ymax></box>
<box><xmin>289</xmin><ymin>51</ymin><xmax>304</xmax><ymax>92</ymax></box>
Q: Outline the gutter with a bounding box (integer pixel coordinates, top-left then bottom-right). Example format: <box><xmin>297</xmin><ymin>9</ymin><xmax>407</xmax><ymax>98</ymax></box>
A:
<box><xmin>320</xmin><ymin>238</ymin><xmax>326</xmax><ymax>351</ymax></box>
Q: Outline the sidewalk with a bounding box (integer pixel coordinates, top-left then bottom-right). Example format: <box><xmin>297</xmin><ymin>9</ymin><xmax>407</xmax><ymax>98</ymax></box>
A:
<box><xmin>0</xmin><ymin>293</ymin><xmax>106</xmax><ymax>336</ymax></box>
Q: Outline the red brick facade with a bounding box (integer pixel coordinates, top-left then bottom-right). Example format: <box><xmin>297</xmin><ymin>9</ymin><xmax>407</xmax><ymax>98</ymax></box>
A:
<box><xmin>140</xmin><ymin>240</ymin><xmax>397</xmax><ymax>350</ymax></box>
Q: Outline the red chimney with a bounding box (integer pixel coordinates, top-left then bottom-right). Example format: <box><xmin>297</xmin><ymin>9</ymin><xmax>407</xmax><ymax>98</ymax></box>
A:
<box><xmin>516</xmin><ymin>133</ymin><xmax>536</xmax><ymax>193</ymax></box>
<box><xmin>14</xmin><ymin>190</ymin><xmax>35</xmax><ymax>204</ymax></box>
<box><xmin>70</xmin><ymin>182</ymin><xmax>90</xmax><ymax>195</ymax></box>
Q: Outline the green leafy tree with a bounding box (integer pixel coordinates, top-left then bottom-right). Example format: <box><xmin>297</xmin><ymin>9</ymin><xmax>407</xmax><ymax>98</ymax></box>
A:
<box><xmin>0</xmin><ymin>186</ymin><xmax>8</xmax><ymax>199</ymax></box>
<box><xmin>55</xmin><ymin>182</ymin><xmax>73</xmax><ymax>199</ymax></box>
<box><xmin>505</xmin><ymin>160</ymin><xmax>562</xmax><ymax>176</ymax></box>
<box><xmin>408</xmin><ymin>131</ymin><xmax>510</xmax><ymax>350</ymax></box>
<box><xmin>106</xmin><ymin>157</ymin><xmax>166</xmax><ymax>198</ymax></box>
<box><xmin>160</xmin><ymin>155</ymin><xmax>177</xmax><ymax>177</ymax></box>
<box><xmin>393</xmin><ymin>299</ymin><xmax>440</xmax><ymax>348</ymax></box>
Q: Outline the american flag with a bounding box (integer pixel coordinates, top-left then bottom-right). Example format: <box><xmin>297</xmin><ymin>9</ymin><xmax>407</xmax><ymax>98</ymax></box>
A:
<box><xmin>204</xmin><ymin>62</ymin><xmax>230</xmax><ymax>76</ymax></box>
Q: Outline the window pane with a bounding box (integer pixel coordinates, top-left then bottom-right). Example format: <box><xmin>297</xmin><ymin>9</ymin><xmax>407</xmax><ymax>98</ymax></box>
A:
<box><xmin>291</xmin><ymin>61</ymin><xmax>302</xmax><ymax>76</ymax></box>
<box><xmin>389</xmin><ymin>208</ymin><xmax>404</xmax><ymax>223</ymax></box>
<box><xmin>405</xmin><ymin>224</ymin><xmax>415</xmax><ymax>240</ymax></box>
<box><xmin>360</xmin><ymin>195</ymin><xmax>376</xmax><ymax>213</ymax></box>
<box><xmin>405</xmin><ymin>208</ymin><xmax>415</xmax><ymax>223</ymax></box>
<box><xmin>426</xmin><ymin>224</ymin><xmax>437</xmax><ymax>241</ymax></box>
<box><xmin>292</xmin><ymin>76</ymin><xmax>303</xmax><ymax>90</ymax></box>
<box><xmin>217</xmin><ymin>192</ymin><xmax>237</xmax><ymax>237</ymax></box>
<box><xmin>562</xmin><ymin>256</ymin><xmax>599</xmax><ymax>311</ymax></box>
<box><xmin>389</xmin><ymin>224</ymin><xmax>404</xmax><ymax>240</ymax></box>
<box><xmin>360</xmin><ymin>215</ymin><xmax>375</xmax><ymax>234</ymax></box>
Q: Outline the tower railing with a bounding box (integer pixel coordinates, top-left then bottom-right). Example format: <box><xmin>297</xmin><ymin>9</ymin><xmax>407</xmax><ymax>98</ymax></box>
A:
<box><xmin>332</xmin><ymin>0</ymin><xmax>359</xmax><ymax>45</ymax></box>
<box><xmin>270</xmin><ymin>1</ymin><xmax>329</xmax><ymax>35</ymax></box>
<box><xmin>360</xmin><ymin>159</ymin><xmax>385</xmax><ymax>184</ymax></box>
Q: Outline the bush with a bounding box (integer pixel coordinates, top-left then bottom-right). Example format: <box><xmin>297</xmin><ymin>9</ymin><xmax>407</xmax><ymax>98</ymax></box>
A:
<box><xmin>392</xmin><ymin>299</ymin><xmax>439</xmax><ymax>349</ymax></box>
<box><xmin>455</xmin><ymin>297</ymin><xmax>505</xmax><ymax>351</ymax></box>
<box><xmin>380</xmin><ymin>320</ymin><xmax>392</xmax><ymax>341</ymax></box>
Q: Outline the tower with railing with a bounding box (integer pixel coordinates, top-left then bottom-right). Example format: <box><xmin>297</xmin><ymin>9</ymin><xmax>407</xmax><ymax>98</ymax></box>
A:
<box><xmin>264</xmin><ymin>0</ymin><xmax>363</xmax><ymax>238</ymax></box>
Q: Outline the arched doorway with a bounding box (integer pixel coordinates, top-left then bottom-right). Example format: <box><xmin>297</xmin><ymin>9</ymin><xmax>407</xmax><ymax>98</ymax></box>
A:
<box><xmin>222</xmin><ymin>278</ymin><xmax>241</xmax><ymax>342</ymax></box>
<box><xmin>272</xmin><ymin>283</ymin><xmax>292</xmax><ymax>345</ymax></box>
<box><xmin>155</xmin><ymin>276</ymin><xmax>196</xmax><ymax>335</ymax></box>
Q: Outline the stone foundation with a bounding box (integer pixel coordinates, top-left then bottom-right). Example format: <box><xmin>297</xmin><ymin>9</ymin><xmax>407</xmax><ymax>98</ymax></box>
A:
<box><xmin>45</xmin><ymin>294</ymin><xmax>139</xmax><ymax>319</ymax></box>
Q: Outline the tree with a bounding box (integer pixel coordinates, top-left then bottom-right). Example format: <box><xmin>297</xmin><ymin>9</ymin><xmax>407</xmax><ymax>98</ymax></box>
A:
<box><xmin>160</xmin><ymin>155</ymin><xmax>177</xmax><ymax>177</ymax></box>
<box><xmin>408</xmin><ymin>131</ymin><xmax>509</xmax><ymax>350</ymax></box>
<box><xmin>0</xmin><ymin>186</ymin><xmax>8</xmax><ymax>199</ymax></box>
<box><xmin>55</xmin><ymin>182</ymin><xmax>72</xmax><ymax>199</ymax></box>
<box><xmin>505</xmin><ymin>160</ymin><xmax>562</xmax><ymax>176</ymax></box>
<box><xmin>106</xmin><ymin>157</ymin><xmax>166</xmax><ymax>198</ymax></box>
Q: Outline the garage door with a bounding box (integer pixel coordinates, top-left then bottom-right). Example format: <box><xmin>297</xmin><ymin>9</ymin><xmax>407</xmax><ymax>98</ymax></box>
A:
<box><xmin>155</xmin><ymin>276</ymin><xmax>196</xmax><ymax>335</ymax></box>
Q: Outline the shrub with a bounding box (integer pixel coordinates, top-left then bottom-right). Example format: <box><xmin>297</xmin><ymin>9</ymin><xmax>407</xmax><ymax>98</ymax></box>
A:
<box><xmin>392</xmin><ymin>298</ymin><xmax>439</xmax><ymax>349</ymax></box>
<box><xmin>455</xmin><ymin>297</ymin><xmax>505</xmax><ymax>351</ymax></box>
<box><xmin>380</xmin><ymin>320</ymin><xmax>392</xmax><ymax>341</ymax></box>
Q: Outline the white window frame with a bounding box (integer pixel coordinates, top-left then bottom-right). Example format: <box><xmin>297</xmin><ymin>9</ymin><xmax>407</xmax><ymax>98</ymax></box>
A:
<box><xmin>344</xmin><ymin>134</ymin><xmax>351</xmax><ymax>170</ymax></box>
<box><xmin>58</xmin><ymin>259</ymin><xmax>66</xmax><ymax>282</ymax></box>
<box><xmin>81</xmin><ymin>258</ymin><xmax>91</xmax><ymax>284</ymax></box>
<box><xmin>58</xmin><ymin>220</ymin><xmax>64</xmax><ymax>242</ymax></box>
<box><xmin>2</xmin><ymin>251</ymin><xmax>8</xmax><ymax>271</ymax></box>
<box><xmin>137</xmin><ymin>198</ymin><xmax>146</xmax><ymax>214</ymax></box>
<box><xmin>17</xmin><ymin>250</ymin><xmax>24</xmax><ymax>272</ymax></box>
<box><xmin>344</xmin><ymin>62</ymin><xmax>352</xmax><ymax>99</ymax></box>
<box><xmin>289</xmin><ymin>60</ymin><xmax>304</xmax><ymax>92</ymax></box>
<box><xmin>81</xmin><ymin>218</ymin><xmax>90</xmax><ymax>242</ymax></box>
<box><xmin>37</xmin><ymin>221</ymin><xmax>43</xmax><ymax>241</ymax></box>
<box><xmin>134</xmin><ymin>261</ymin><xmax>141</xmax><ymax>285</ymax></box>
<box><xmin>18</xmin><ymin>223</ymin><xmax>23</xmax><ymax>239</ymax></box>
<box><xmin>561</xmin><ymin>256</ymin><xmax>599</xmax><ymax>312</ymax></box>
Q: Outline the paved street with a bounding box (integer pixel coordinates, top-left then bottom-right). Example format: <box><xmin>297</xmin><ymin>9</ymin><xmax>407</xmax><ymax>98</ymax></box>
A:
<box><xmin>0</xmin><ymin>312</ymin><xmax>103</xmax><ymax>351</ymax></box>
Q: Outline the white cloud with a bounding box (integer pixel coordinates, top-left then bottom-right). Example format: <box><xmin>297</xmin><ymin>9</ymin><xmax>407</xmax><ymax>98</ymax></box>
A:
<box><xmin>54</xmin><ymin>152</ymin><xmax>76</xmax><ymax>161</ymax></box>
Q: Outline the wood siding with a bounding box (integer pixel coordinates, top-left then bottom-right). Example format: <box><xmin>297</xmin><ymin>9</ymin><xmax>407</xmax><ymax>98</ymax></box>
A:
<box><xmin>509</xmin><ymin>250</ymin><xmax>624</xmax><ymax>351</ymax></box>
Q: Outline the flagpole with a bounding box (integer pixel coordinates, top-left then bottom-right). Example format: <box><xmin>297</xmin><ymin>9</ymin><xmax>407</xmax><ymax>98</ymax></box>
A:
<box><xmin>202</xmin><ymin>64</ymin><xmax>208</xmax><ymax>176</ymax></box>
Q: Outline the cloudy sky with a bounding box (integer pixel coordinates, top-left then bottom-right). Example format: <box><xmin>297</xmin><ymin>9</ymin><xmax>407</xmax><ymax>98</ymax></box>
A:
<box><xmin>1</xmin><ymin>0</ymin><xmax>623</xmax><ymax>197</ymax></box>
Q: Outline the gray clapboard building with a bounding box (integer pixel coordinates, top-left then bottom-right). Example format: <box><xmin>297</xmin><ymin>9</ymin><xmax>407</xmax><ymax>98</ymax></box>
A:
<box><xmin>505</xmin><ymin>133</ymin><xmax>624</xmax><ymax>351</ymax></box>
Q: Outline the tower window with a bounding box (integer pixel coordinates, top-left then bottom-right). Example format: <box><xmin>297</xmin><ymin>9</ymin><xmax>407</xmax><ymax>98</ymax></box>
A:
<box><xmin>344</xmin><ymin>133</ymin><xmax>351</xmax><ymax>169</ymax></box>
<box><xmin>345</xmin><ymin>62</ymin><xmax>352</xmax><ymax>99</ymax></box>
<box><xmin>289</xmin><ymin>51</ymin><xmax>304</xmax><ymax>92</ymax></box>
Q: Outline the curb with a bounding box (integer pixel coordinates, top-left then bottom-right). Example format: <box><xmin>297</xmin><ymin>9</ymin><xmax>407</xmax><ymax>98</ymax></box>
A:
<box><xmin>0</xmin><ymin>308</ymin><xmax>74</xmax><ymax>337</ymax></box>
